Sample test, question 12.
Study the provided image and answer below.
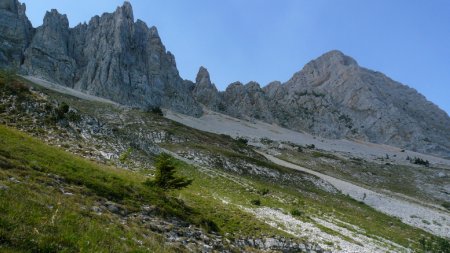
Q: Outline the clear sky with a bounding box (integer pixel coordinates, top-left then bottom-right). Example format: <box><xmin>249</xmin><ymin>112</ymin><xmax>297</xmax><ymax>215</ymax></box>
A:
<box><xmin>21</xmin><ymin>0</ymin><xmax>450</xmax><ymax>115</ymax></box>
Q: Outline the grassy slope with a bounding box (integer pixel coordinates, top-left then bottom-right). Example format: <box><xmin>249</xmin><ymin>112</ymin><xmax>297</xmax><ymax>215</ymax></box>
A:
<box><xmin>0</xmin><ymin>125</ymin><xmax>289</xmax><ymax>252</ymax></box>
<box><xmin>0</xmin><ymin>125</ymin><xmax>180</xmax><ymax>252</ymax></box>
<box><xmin>1</xmin><ymin>72</ymin><xmax>448</xmax><ymax>252</ymax></box>
<box><xmin>164</xmin><ymin>143</ymin><xmax>443</xmax><ymax>251</ymax></box>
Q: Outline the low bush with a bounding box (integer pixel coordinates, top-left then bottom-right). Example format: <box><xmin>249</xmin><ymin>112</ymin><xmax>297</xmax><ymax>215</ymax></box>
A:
<box><xmin>413</xmin><ymin>157</ymin><xmax>429</xmax><ymax>167</ymax></box>
<box><xmin>290</xmin><ymin>209</ymin><xmax>303</xmax><ymax>217</ymax></box>
<box><xmin>250</xmin><ymin>199</ymin><xmax>261</xmax><ymax>206</ymax></box>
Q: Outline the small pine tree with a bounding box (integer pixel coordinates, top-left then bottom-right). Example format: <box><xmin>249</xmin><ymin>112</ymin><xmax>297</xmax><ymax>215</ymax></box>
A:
<box><xmin>147</xmin><ymin>153</ymin><xmax>192</xmax><ymax>190</ymax></box>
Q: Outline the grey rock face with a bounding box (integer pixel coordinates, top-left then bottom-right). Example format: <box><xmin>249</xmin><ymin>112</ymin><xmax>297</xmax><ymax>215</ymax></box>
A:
<box><xmin>67</xmin><ymin>4</ymin><xmax>201</xmax><ymax>115</ymax></box>
<box><xmin>192</xmin><ymin>66</ymin><xmax>221</xmax><ymax>110</ymax></box>
<box><xmin>274</xmin><ymin>50</ymin><xmax>450</xmax><ymax>157</ymax></box>
<box><xmin>221</xmin><ymin>81</ymin><xmax>274</xmax><ymax>122</ymax></box>
<box><xmin>0</xmin><ymin>0</ymin><xmax>33</xmax><ymax>68</ymax></box>
<box><xmin>23</xmin><ymin>9</ymin><xmax>76</xmax><ymax>85</ymax></box>
<box><xmin>1</xmin><ymin>1</ymin><xmax>448</xmax><ymax>157</ymax></box>
<box><xmin>2</xmin><ymin>1</ymin><xmax>202</xmax><ymax>116</ymax></box>
<box><xmin>201</xmin><ymin>50</ymin><xmax>450</xmax><ymax>157</ymax></box>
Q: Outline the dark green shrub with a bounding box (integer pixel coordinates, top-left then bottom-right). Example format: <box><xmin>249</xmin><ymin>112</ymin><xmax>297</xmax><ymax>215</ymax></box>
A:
<box><xmin>250</xmin><ymin>199</ymin><xmax>261</xmax><ymax>206</ymax></box>
<box><xmin>149</xmin><ymin>107</ymin><xmax>163</xmax><ymax>116</ymax></box>
<box><xmin>306</xmin><ymin>144</ymin><xmax>315</xmax><ymax>149</ymax></box>
<box><xmin>56</xmin><ymin>102</ymin><xmax>70</xmax><ymax>120</ymax></box>
<box><xmin>199</xmin><ymin>218</ymin><xmax>219</xmax><ymax>233</ymax></box>
<box><xmin>144</xmin><ymin>153</ymin><xmax>192</xmax><ymax>190</ymax></box>
<box><xmin>413</xmin><ymin>157</ymin><xmax>429</xmax><ymax>167</ymax></box>
<box><xmin>442</xmin><ymin>202</ymin><xmax>450</xmax><ymax>210</ymax></box>
<box><xmin>257</xmin><ymin>188</ymin><xmax>269</xmax><ymax>196</ymax></box>
<box><xmin>66</xmin><ymin>111</ymin><xmax>81</xmax><ymax>122</ymax></box>
<box><xmin>236</xmin><ymin>138</ymin><xmax>248</xmax><ymax>147</ymax></box>
<box><xmin>290</xmin><ymin>209</ymin><xmax>303</xmax><ymax>217</ymax></box>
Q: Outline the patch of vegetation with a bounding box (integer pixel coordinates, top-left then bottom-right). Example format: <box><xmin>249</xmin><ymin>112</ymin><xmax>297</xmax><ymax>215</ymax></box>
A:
<box><xmin>442</xmin><ymin>202</ymin><xmax>450</xmax><ymax>210</ymax></box>
<box><xmin>257</xmin><ymin>188</ymin><xmax>270</xmax><ymax>196</ymax></box>
<box><xmin>306</xmin><ymin>144</ymin><xmax>316</xmax><ymax>149</ymax></box>
<box><xmin>148</xmin><ymin>106</ymin><xmax>164</xmax><ymax>116</ymax></box>
<box><xmin>0</xmin><ymin>125</ymin><xmax>185</xmax><ymax>252</ymax></box>
<box><xmin>0</xmin><ymin>69</ymin><xmax>31</xmax><ymax>100</ymax></box>
<box><xmin>144</xmin><ymin>153</ymin><xmax>192</xmax><ymax>190</ymax></box>
<box><xmin>56</xmin><ymin>102</ymin><xmax>70</xmax><ymax>119</ymax></box>
<box><xmin>290</xmin><ymin>209</ymin><xmax>303</xmax><ymax>217</ymax></box>
<box><xmin>236</xmin><ymin>137</ymin><xmax>248</xmax><ymax>147</ymax></box>
<box><xmin>118</xmin><ymin>147</ymin><xmax>133</xmax><ymax>163</ymax></box>
<box><xmin>260</xmin><ymin>137</ymin><xmax>273</xmax><ymax>145</ymax></box>
<box><xmin>311</xmin><ymin>151</ymin><xmax>339</xmax><ymax>160</ymax></box>
<box><xmin>413</xmin><ymin>157</ymin><xmax>430</xmax><ymax>167</ymax></box>
<box><xmin>419</xmin><ymin>236</ymin><xmax>450</xmax><ymax>253</ymax></box>
<box><xmin>250</xmin><ymin>199</ymin><xmax>261</xmax><ymax>206</ymax></box>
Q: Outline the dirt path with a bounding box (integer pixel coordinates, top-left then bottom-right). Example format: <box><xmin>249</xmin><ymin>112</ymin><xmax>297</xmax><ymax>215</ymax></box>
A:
<box><xmin>259</xmin><ymin>152</ymin><xmax>450</xmax><ymax>238</ymax></box>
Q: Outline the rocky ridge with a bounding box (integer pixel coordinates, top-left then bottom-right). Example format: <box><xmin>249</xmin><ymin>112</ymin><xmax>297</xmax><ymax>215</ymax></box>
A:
<box><xmin>1</xmin><ymin>0</ymin><xmax>449</xmax><ymax>157</ymax></box>
<box><xmin>193</xmin><ymin>51</ymin><xmax>450</xmax><ymax>157</ymax></box>
<box><xmin>1</xmin><ymin>0</ymin><xmax>201</xmax><ymax>116</ymax></box>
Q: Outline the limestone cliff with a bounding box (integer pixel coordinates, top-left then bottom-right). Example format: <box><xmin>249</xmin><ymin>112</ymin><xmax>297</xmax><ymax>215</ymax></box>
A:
<box><xmin>196</xmin><ymin>51</ymin><xmax>450</xmax><ymax>157</ymax></box>
<box><xmin>5</xmin><ymin>0</ymin><xmax>202</xmax><ymax>116</ymax></box>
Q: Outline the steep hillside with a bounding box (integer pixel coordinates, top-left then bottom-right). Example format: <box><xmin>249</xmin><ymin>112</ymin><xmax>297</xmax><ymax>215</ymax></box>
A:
<box><xmin>2</xmin><ymin>71</ymin><xmax>449</xmax><ymax>252</ymax></box>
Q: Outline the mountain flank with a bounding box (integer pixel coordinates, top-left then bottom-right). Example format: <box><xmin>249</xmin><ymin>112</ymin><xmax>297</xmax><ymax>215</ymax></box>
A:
<box><xmin>1</xmin><ymin>0</ymin><xmax>449</xmax><ymax>157</ymax></box>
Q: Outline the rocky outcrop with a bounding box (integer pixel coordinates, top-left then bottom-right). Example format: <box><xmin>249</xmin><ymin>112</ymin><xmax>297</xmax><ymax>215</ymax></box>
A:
<box><xmin>23</xmin><ymin>10</ymin><xmax>75</xmax><ymax>85</ymax></box>
<box><xmin>0</xmin><ymin>0</ymin><xmax>33</xmax><ymax>68</ymax></box>
<box><xmin>221</xmin><ymin>81</ymin><xmax>274</xmax><ymax>122</ymax></box>
<box><xmin>192</xmin><ymin>66</ymin><xmax>221</xmax><ymax>110</ymax></box>
<box><xmin>2</xmin><ymin>1</ymin><xmax>201</xmax><ymax>116</ymax></box>
<box><xmin>66</xmin><ymin>3</ymin><xmax>201</xmax><ymax>115</ymax></box>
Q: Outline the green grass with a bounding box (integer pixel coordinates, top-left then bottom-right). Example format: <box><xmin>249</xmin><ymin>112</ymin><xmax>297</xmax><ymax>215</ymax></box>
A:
<box><xmin>2</xmin><ymin>72</ymin><xmax>448</xmax><ymax>252</ymax></box>
<box><xmin>0</xmin><ymin>125</ymin><xmax>184</xmax><ymax>252</ymax></box>
<box><xmin>163</xmin><ymin>143</ymin><xmax>447</xmax><ymax>251</ymax></box>
<box><xmin>0</xmin><ymin>124</ymin><xmax>295</xmax><ymax>252</ymax></box>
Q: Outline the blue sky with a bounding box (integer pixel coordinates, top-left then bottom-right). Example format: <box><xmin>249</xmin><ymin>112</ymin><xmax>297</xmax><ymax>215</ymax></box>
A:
<box><xmin>21</xmin><ymin>0</ymin><xmax>450</xmax><ymax>115</ymax></box>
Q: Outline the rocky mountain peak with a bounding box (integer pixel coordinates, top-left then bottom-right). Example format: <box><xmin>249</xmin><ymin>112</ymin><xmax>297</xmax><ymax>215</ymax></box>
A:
<box><xmin>195</xmin><ymin>66</ymin><xmax>211</xmax><ymax>86</ymax></box>
<box><xmin>115</xmin><ymin>1</ymin><xmax>134</xmax><ymax>21</ymax></box>
<box><xmin>314</xmin><ymin>50</ymin><xmax>358</xmax><ymax>67</ymax></box>
<box><xmin>149</xmin><ymin>26</ymin><xmax>159</xmax><ymax>38</ymax></box>
<box><xmin>287</xmin><ymin>50</ymin><xmax>358</xmax><ymax>88</ymax></box>
<box><xmin>43</xmin><ymin>9</ymin><xmax>69</xmax><ymax>30</ymax></box>
<box><xmin>226</xmin><ymin>81</ymin><xmax>244</xmax><ymax>91</ymax></box>
<box><xmin>244</xmin><ymin>81</ymin><xmax>261</xmax><ymax>91</ymax></box>
<box><xmin>192</xmin><ymin>66</ymin><xmax>220</xmax><ymax>110</ymax></box>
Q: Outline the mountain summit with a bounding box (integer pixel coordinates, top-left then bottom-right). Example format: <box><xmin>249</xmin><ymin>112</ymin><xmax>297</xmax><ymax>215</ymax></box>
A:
<box><xmin>197</xmin><ymin>50</ymin><xmax>450</xmax><ymax>157</ymax></box>
<box><xmin>1</xmin><ymin>0</ymin><xmax>449</xmax><ymax>157</ymax></box>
